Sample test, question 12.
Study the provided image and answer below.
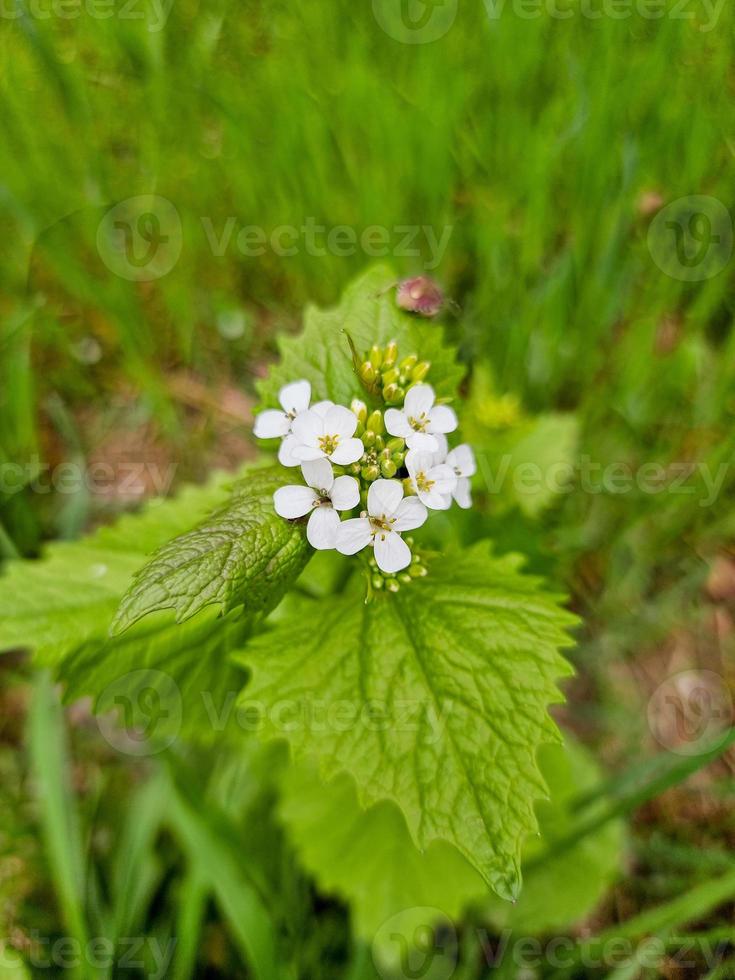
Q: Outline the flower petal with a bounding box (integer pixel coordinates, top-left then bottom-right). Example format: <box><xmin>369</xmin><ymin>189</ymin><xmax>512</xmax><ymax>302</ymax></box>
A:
<box><xmin>405</xmin><ymin>431</ymin><xmax>439</xmax><ymax>453</ymax></box>
<box><xmin>428</xmin><ymin>404</ymin><xmax>458</xmax><ymax>434</ymax></box>
<box><xmin>374</xmin><ymin>530</ymin><xmax>411</xmax><ymax>573</ymax></box>
<box><xmin>291</xmin><ymin>409</ymin><xmax>323</xmax><ymax>445</ymax></box>
<box><xmin>324</xmin><ymin>404</ymin><xmax>358</xmax><ymax>439</ymax></box>
<box><xmin>278</xmin><ymin>379</ymin><xmax>311</xmax><ymax>415</ymax></box>
<box><xmin>311</xmin><ymin>399</ymin><xmax>335</xmax><ymax>419</ymax></box>
<box><xmin>392</xmin><ymin>497</ymin><xmax>428</xmax><ymax>532</ymax></box>
<box><xmin>418</xmin><ymin>487</ymin><xmax>452</xmax><ymax>511</ymax></box>
<box><xmin>432</xmin><ymin>432</ymin><xmax>449</xmax><ymax>465</ymax></box>
<box><xmin>384</xmin><ymin>409</ymin><xmax>412</xmax><ymax>438</ymax></box>
<box><xmin>335</xmin><ymin>518</ymin><xmax>372</xmax><ymax>555</ymax></box>
<box><xmin>404</xmin><ymin>449</ymin><xmax>435</xmax><ymax>480</ymax></box>
<box><xmin>273</xmin><ymin>484</ymin><xmax>317</xmax><ymax>519</ymax></box>
<box><xmin>367</xmin><ymin>479</ymin><xmax>404</xmax><ymax>518</ymax></box>
<box><xmin>307</xmin><ymin>506</ymin><xmax>340</xmax><ymax>550</ymax></box>
<box><xmin>291</xmin><ymin>443</ymin><xmax>325</xmax><ymax>462</ymax></box>
<box><xmin>330</xmin><ymin>475</ymin><xmax>360</xmax><ymax>511</ymax></box>
<box><xmin>453</xmin><ymin>477</ymin><xmax>472</xmax><ymax>509</ymax></box>
<box><xmin>404</xmin><ymin>384</ymin><xmax>435</xmax><ymax>418</ymax></box>
<box><xmin>329</xmin><ymin>438</ymin><xmax>364</xmax><ymax>466</ymax></box>
<box><xmin>446</xmin><ymin>444</ymin><xmax>476</xmax><ymax>477</ymax></box>
<box><xmin>301</xmin><ymin>458</ymin><xmax>334</xmax><ymax>492</ymax></box>
<box><xmin>253</xmin><ymin>409</ymin><xmax>290</xmax><ymax>439</ymax></box>
<box><xmin>278</xmin><ymin>435</ymin><xmax>302</xmax><ymax>467</ymax></box>
<box><xmin>429</xmin><ymin>463</ymin><xmax>458</xmax><ymax>495</ymax></box>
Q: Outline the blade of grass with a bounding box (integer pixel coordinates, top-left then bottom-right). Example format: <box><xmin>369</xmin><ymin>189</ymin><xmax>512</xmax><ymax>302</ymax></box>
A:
<box><xmin>163</xmin><ymin>771</ymin><xmax>280</xmax><ymax>980</ymax></box>
<box><xmin>527</xmin><ymin>729</ymin><xmax>735</xmax><ymax>872</ymax></box>
<box><xmin>170</xmin><ymin>869</ymin><xmax>208</xmax><ymax>980</ymax></box>
<box><xmin>27</xmin><ymin>671</ymin><xmax>91</xmax><ymax>980</ymax></box>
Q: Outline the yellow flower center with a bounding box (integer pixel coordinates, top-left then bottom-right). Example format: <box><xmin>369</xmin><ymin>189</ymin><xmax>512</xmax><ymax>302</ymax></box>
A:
<box><xmin>369</xmin><ymin>513</ymin><xmax>396</xmax><ymax>536</ymax></box>
<box><xmin>416</xmin><ymin>471</ymin><xmax>434</xmax><ymax>493</ymax></box>
<box><xmin>408</xmin><ymin>412</ymin><xmax>428</xmax><ymax>432</ymax></box>
<box><xmin>318</xmin><ymin>433</ymin><xmax>340</xmax><ymax>455</ymax></box>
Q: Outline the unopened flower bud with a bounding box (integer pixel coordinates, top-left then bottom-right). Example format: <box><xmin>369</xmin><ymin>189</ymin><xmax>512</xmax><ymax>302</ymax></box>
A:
<box><xmin>383</xmin><ymin>384</ymin><xmax>405</xmax><ymax>405</ymax></box>
<box><xmin>381</xmin><ymin>367</ymin><xmax>400</xmax><ymax>387</ymax></box>
<box><xmin>411</xmin><ymin>361</ymin><xmax>431</xmax><ymax>383</ymax></box>
<box><xmin>386</xmin><ymin>578</ymin><xmax>400</xmax><ymax>593</ymax></box>
<box><xmin>380</xmin><ymin>459</ymin><xmax>397</xmax><ymax>478</ymax></box>
<box><xmin>369</xmin><ymin>345</ymin><xmax>383</xmax><ymax>369</ymax></box>
<box><xmin>409</xmin><ymin>563</ymin><xmax>427</xmax><ymax>578</ymax></box>
<box><xmin>386</xmin><ymin>437</ymin><xmax>405</xmax><ymax>453</ymax></box>
<box><xmin>396</xmin><ymin>276</ymin><xmax>445</xmax><ymax>318</ymax></box>
<box><xmin>398</xmin><ymin>573</ymin><xmax>412</xmax><ymax>584</ymax></box>
<box><xmin>366</xmin><ymin>409</ymin><xmax>384</xmax><ymax>435</ymax></box>
<box><xmin>374</xmin><ymin>435</ymin><xmax>384</xmax><ymax>451</ymax></box>
<box><xmin>362</xmin><ymin>430</ymin><xmax>376</xmax><ymax>448</ymax></box>
<box><xmin>399</xmin><ymin>354</ymin><xmax>418</xmax><ymax>373</ymax></box>
<box><xmin>348</xmin><ymin>462</ymin><xmax>362</xmax><ymax>476</ymax></box>
<box><xmin>383</xmin><ymin>340</ymin><xmax>398</xmax><ymax>367</ymax></box>
<box><xmin>372</xmin><ymin>574</ymin><xmax>384</xmax><ymax>590</ymax></box>
<box><xmin>391</xmin><ymin>451</ymin><xmax>405</xmax><ymax>467</ymax></box>
<box><xmin>350</xmin><ymin>398</ymin><xmax>368</xmax><ymax>423</ymax></box>
<box><xmin>402</xmin><ymin>477</ymin><xmax>415</xmax><ymax>495</ymax></box>
<box><xmin>361</xmin><ymin>464</ymin><xmax>380</xmax><ymax>481</ymax></box>
<box><xmin>359</xmin><ymin>361</ymin><xmax>376</xmax><ymax>384</ymax></box>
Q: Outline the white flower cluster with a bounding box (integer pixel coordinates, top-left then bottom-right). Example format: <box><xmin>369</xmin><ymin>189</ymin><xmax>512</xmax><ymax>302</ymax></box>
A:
<box><xmin>255</xmin><ymin>379</ymin><xmax>476</xmax><ymax>574</ymax></box>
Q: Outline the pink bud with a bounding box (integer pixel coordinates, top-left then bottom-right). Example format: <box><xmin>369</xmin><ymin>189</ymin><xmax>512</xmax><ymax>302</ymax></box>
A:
<box><xmin>395</xmin><ymin>277</ymin><xmax>444</xmax><ymax>317</ymax></box>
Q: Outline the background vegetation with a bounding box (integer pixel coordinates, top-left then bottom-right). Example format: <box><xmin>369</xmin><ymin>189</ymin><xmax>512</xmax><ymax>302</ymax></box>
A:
<box><xmin>1</xmin><ymin>0</ymin><xmax>735</xmax><ymax>976</ymax></box>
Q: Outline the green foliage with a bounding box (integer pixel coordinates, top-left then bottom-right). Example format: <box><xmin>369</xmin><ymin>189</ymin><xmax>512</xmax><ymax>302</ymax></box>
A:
<box><xmin>485</xmin><ymin>738</ymin><xmax>624</xmax><ymax>934</ymax></box>
<box><xmin>463</xmin><ymin>366</ymin><xmax>580</xmax><ymax>518</ymax></box>
<box><xmin>0</xmin><ymin>472</ymin><xmax>251</xmax><ymax>737</ymax></box>
<box><xmin>237</xmin><ymin>542</ymin><xmax>576</xmax><ymax>898</ymax></box>
<box><xmin>112</xmin><ymin>466</ymin><xmax>311</xmax><ymax>633</ymax></box>
<box><xmin>279</xmin><ymin>761</ymin><xmax>485</xmax><ymax>946</ymax></box>
<box><xmin>255</xmin><ymin>265</ymin><xmax>464</xmax><ymax>410</ymax></box>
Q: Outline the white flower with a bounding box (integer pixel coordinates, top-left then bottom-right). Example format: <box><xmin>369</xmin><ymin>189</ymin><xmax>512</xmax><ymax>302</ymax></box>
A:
<box><xmin>384</xmin><ymin>384</ymin><xmax>457</xmax><ymax>452</ymax></box>
<box><xmin>273</xmin><ymin>458</ymin><xmax>359</xmax><ymax>550</ymax></box>
<box><xmin>336</xmin><ymin>479</ymin><xmax>427</xmax><ymax>573</ymax></box>
<box><xmin>405</xmin><ymin>449</ymin><xmax>457</xmax><ymax>510</ymax></box>
<box><xmin>287</xmin><ymin>404</ymin><xmax>364</xmax><ymax>466</ymax></box>
<box><xmin>253</xmin><ymin>379</ymin><xmax>335</xmax><ymax>466</ymax></box>
<box><xmin>431</xmin><ymin>436</ymin><xmax>476</xmax><ymax>509</ymax></box>
<box><xmin>446</xmin><ymin>444</ymin><xmax>476</xmax><ymax>509</ymax></box>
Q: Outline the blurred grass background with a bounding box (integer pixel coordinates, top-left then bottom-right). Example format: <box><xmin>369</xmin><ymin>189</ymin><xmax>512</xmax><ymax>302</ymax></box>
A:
<box><xmin>2</xmin><ymin>0</ymin><xmax>735</xmax><ymax>976</ymax></box>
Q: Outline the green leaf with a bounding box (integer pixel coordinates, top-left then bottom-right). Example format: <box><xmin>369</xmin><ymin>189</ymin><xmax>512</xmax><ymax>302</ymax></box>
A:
<box><xmin>485</xmin><ymin>738</ymin><xmax>624</xmax><ymax>934</ymax></box>
<box><xmin>0</xmin><ymin>472</ymin><xmax>255</xmax><ymax>741</ymax></box>
<box><xmin>279</xmin><ymin>760</ymin><xmax>486</xmax><ymax>945</ymax></box>
<box><xmin>236</xmin><ymin>541</ymin><xmax>576</xmax><ymax>898</ymax></box>
<box><xmin>0</xmin><ymin>469</ymin><xmax>236</xmax><ymax>660</ymax></box>
<box><xmin>472</xmin><ymin>414</ymin><xmax>580</xmax><ymax>518</ymax></box>
<box><xmin>255</xmin><ymin>264</ymin><xmax>464</xmax><ymax>409</ymax></box>
<box><xmin>111</xmin><ymin>465</ymin><xmax>311</xmax><ymax>634</ymax></box>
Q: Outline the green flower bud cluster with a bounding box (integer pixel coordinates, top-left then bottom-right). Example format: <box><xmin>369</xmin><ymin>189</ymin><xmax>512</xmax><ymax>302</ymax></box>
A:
<box><xmin>367</xmin><ymin>539</ymin><xmax>428</xmax><ymax>593</ymax></box>
<box><xmin>355</xmin><ymin>340</ymin><xmax>431</xmax><ymax>405</ymax></box>
<box><xmin>348</xmin><ymin>400</ymin><xmax>408</xmax><ymax>489</ymax></box>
